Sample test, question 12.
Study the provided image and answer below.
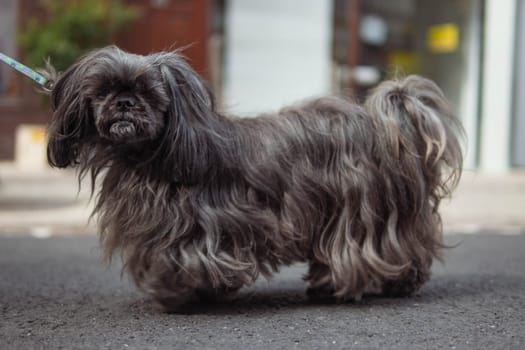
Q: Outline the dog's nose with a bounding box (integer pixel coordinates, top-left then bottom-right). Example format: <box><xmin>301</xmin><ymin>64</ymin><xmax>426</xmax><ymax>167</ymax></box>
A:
<box><xmin>116</xmin><ymin>96</ymin><xmax>136</xmax><ymax>111</ymax></box>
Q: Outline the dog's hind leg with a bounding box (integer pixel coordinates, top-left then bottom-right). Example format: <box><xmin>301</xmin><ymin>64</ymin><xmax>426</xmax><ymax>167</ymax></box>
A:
<box><xmin>305</xmin><ymin>262</ymin><xmax>336</xmax><ymax>301</ymax></box>
<box><xmin>305</xmin><ymin>194</ymin><xmax>412</xmax><ymax>302</ymax></box>
<box><xmin>305</xmin><ymin>206</ymin><xmax>374</xmax><ymax>302</ymax></box>
<box><xmin>380</xmin><ymin>262</ymin><xmax>431</xmax><ymax>297</ymax></box>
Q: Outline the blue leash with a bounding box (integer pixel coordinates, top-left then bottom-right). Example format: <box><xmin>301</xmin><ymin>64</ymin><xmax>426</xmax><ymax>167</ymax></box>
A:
<box><xmin>0</xmin><ymin>52</ymin><xmax>51</xmax><ymax>88</ymax></box>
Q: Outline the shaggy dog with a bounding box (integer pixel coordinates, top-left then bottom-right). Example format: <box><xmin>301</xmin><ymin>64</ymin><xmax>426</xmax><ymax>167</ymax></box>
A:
<box><xmin>45</xmin><ymin>46</ymin><xmax>463</xmax><ymax>311</ymax></box>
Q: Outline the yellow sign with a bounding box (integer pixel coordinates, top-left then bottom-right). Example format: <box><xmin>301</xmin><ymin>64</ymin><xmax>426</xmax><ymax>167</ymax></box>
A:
<box><xmin>387</xmin><ymin>51</ymin><xmax>419</xmax><ymax>76</ymax></box>
<box><xmin>15</xmin><ymin>124</ymin><xmax>48</xmax><ymax>169</ymax></box>
<box><xmin>30</xmin><ymin>128</ymin><xmax>46</xmax><ymax>143</ymax></box>
<box><xmin>427</xmin><ymin>23</ymin><xmax>459</xmax><ymax>53</ymax></box>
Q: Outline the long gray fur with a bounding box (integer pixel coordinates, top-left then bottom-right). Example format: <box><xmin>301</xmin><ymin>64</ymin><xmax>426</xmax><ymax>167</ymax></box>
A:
<box><xmin>45</xmin><ymin>46</ymin><xmax>463</xmax><ymax>311</ymax></box>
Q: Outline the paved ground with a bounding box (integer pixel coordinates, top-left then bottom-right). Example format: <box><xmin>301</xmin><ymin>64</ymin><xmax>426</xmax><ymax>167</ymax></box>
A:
<box><xmin>440</xmin><ymin>170</ymin><xmax>525</xmax><ymax>233</ymax></box>
<box><xmin>1</xmin><ymin>233</ymin><xmax>524</xmax><ymax>349</ymax></box>
<box><xmin>0</xmin><ymin>164</ymin><xmax>95</xmax><ymax>236</ymax></box>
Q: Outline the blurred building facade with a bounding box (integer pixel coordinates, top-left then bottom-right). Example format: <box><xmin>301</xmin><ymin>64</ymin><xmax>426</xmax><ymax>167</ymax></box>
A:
<box><xmin>0</xmin><ymin>0</ymin><xmax>523</xmax><ymax>173</ymax></box>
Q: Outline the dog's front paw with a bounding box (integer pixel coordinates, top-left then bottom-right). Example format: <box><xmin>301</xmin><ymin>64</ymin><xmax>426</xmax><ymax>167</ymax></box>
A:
<box><xmin>155</xmin><ymin>293</ymin><xmax>199</xmax><ymax>313</ymax></box>
<box><xmin>196</xmin><ymin>286</ymin><xmax>241</xmax><ymax>303</ymax></box>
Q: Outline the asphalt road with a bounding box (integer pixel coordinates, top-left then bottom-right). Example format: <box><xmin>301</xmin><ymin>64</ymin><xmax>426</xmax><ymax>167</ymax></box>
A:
<box><xmin>1</xmin><ymin>233</ymin><xmax>524</xmax><ymax>350</ymax></box>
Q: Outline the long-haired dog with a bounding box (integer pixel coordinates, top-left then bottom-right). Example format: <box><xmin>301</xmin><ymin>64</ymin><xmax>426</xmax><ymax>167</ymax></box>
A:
<box><xmin>45</xmin><ymin>46</ymin><xmax>462</xmax><ymax>311</ymax></box>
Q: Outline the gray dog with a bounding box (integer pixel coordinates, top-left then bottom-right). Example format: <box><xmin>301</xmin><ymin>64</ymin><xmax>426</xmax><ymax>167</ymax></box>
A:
<box><xmin>45</xmin><ymin>46</ymin><xmax>463</xmax><ymax>311</ymax></box>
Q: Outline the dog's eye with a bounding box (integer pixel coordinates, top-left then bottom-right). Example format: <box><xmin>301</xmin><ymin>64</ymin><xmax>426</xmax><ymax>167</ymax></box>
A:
<box><xmin>96</xmin><ymin>90</ymin><xmax>108</xmax><ymax>100</ymax></box>
<box><xmin>136</xmin><ymin>81</ymin><xmax>147</xmax><ymax>91</ymax></box>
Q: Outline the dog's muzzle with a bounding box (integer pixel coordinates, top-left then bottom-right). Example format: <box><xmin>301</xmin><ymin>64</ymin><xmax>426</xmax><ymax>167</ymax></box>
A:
<box><xmin>109</xmin><ymin>120</ymin><xmax>136</xmax><ymax>140</ymax></box>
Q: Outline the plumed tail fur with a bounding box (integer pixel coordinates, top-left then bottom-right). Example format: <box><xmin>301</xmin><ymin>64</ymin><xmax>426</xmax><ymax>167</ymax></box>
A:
<box><xmin>365</xmin><ymin>75</ymin><xmax>463</xmax><ymax>210</ymax></box>
<box><xmin>359</xmin><ymin>75</ymin><xmax>463</xmax><ymax>296</ymax></box>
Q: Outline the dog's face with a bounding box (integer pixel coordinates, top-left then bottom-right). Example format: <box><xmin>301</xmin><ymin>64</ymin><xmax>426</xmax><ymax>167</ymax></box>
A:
<box><xmin>84</xmin><ymin>57</ymin><xmax>170</xmax><ymax>143</ymax></box>
<box><xmin>47</xmin><ymin>46</ymin><xmax>214</xmax><ymax>167</ymax></box>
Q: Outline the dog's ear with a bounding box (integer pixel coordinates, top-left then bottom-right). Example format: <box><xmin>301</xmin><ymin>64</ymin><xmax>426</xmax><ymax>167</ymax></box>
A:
<box><xmin>151</xmin><ymin>52</ymin><xmax>239</xmax><ymax>182</ymax></box>
<box><xmin>151</xmin><ymin>52</ymin><xmax>224</xmax><ymax>179</ymax></box>
<box><xmin>46</xmin><ymin>58</ymin><xmax>93</xmax><ymax>168</ymax></box>
<box><xmin>154</xmin><ymin>52</ymin><xmax>215</xmax><ymax>127</ymax></box>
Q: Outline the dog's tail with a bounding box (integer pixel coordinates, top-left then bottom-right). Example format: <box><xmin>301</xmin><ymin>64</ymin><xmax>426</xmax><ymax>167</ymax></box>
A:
<box><xmin>361</xmin><ymin>75</ymin><xmax>463</xmax><ymax>280</ymax></box>
<box><xmin>365</xmin><ymin>75</ymin><xmax>463</xmax><ymax>202</ymax></box>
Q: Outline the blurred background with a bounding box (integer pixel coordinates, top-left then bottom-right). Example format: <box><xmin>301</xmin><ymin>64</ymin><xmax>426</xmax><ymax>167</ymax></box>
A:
<box><xmin>0</xmin><ymin>0</ymin><xmax>524</xmax><ymax>235</ymax></box>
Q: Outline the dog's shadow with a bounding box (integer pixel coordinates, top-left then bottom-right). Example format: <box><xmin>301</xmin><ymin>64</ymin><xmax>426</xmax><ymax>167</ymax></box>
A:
<box><xmin>124</xmin><ymin>272</ymin><xmax>520</xmax><ymax>315</ymax></box>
